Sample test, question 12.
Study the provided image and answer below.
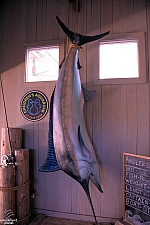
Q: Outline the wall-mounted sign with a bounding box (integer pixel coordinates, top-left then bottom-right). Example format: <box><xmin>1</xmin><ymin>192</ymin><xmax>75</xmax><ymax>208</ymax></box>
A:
<box><xmin>123</xmin><ymin>153</ymin><xmax>150</xmax><ymax>224</ymax></box>
<box><xmin>20</xmin><ymin>90</ymin><xmax>49</xmax><ymax>122</ymax></box>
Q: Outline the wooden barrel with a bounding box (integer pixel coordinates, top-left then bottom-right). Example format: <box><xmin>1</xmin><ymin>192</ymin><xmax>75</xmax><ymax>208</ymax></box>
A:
<box><xmin>15</xmin><ymin>149</ymin><xmax>30</xmax><ymax>225</ymax></box>
<box><xmin>1</xmin><ymin>128</ymin><xmax>22</xmax><ymax>157</ymax></box>
<box><xmin>0</xmin><ymin>165</ymin><xmax>16</xmax><ymax>222</ymax></box>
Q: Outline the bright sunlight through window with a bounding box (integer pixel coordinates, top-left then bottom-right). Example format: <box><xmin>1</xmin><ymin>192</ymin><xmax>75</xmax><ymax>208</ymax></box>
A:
<box><xmin>99</xmin><ymin>41</ymin><xmax>139</xmax><ymax>79</ymax></box>
<box><xmin>26</xmin><ymin>46</ymin><xmax>59</xmax><ymax>82</ymax></box>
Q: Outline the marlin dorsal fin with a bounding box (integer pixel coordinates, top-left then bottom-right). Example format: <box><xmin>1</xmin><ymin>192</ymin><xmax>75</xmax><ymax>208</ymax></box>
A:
<box><xmin>39</xmin><ymin>89</ymin><xmax>60</xmax><ymax>172</ymax></box>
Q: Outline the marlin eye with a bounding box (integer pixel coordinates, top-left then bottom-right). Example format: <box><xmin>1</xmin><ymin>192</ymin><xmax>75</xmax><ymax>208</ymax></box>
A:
<box><xmin>81</xmin><ymin>179</ymin><xmax>87</xmax><ymax>185</ymax></box>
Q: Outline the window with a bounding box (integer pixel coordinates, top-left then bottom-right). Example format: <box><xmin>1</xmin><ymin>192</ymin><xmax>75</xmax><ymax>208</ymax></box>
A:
<box><xmin>22</xmin><ymin>39</ymin><xmax>64</xmax><ymax>87</ymax></box>
<box><xmin>93</xmin><ymin>32</ymin><xmax>146</xmax><ymax>85</ymax></box>
<box><xmin>26</xmin><ymin>46</ymin><xmax>59</xmax><ymax>82</ymax></box>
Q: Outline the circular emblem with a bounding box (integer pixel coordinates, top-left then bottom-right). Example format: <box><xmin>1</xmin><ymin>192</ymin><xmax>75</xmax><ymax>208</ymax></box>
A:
<box><xmin>20</xmin><ymin>90</ymin><xmax>49</xmax><ymax>122</ymax></box>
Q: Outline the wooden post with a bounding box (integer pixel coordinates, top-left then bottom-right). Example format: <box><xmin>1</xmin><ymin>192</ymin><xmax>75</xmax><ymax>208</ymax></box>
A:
<box><xmin>1</xmin><ymin>128</ymin><xmax>22</xmax><ymax>157</ymax></box>
<box><xmin>15</xmin><ymin>149</ymin><xmax>30</xmax><ymax>225</ymax></box>
<box><xmin>0</xmin><ymin>165</ymin><xmax>16</xmax><ymax>222</ymax></box>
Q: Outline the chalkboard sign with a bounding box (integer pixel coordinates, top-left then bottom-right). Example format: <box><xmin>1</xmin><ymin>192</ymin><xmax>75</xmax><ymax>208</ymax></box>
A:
<box><xmin>123</xmin><ymin>153</ymin><xmax>150</xmax><ymax>224</ymax></box>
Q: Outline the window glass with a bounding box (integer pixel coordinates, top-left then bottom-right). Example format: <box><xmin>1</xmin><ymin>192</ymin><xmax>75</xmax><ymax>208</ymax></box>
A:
<box><xmin>99</xmin><ymin>41</ymin><xmax>139</xmax><ymax>79</ymax></box>
<box><xmin>26</xmin><ymin>46</ymin><xmax>59</xmax><ymax>82</ymax></box>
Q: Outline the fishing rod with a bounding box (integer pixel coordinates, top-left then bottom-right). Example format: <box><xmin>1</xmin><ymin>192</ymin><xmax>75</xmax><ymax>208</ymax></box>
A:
<box><xmin>0</xmin><ymin>74</ymin><xmax>15</xmax><ymax>169</ymax></box>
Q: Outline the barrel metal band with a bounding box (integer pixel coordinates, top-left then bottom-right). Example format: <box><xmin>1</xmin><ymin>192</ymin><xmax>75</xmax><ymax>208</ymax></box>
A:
<box><xmin>0</xmin><ymin>180</ymin><xmax>31</xmax><ymax>192</ymax></box>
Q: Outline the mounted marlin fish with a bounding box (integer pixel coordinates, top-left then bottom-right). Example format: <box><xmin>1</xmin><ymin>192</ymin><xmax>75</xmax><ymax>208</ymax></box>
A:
<box><xmin>40</xmin><ymin>16</ymin><xmax>109</xmax><ymax>224</ymax></box>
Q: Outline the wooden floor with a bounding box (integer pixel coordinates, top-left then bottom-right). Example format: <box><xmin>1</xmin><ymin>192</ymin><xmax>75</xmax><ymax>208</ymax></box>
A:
<box><xmin>29</xmin><ymin>214</ymin><xmax>114</xmax><ymax>225</ymax></box>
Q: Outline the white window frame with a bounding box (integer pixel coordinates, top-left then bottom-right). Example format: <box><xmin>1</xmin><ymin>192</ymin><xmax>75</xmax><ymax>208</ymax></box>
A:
<box><xmin>22</xmin><ymin>39</ymin><xmax>64</xmax><ymax>87</ymax></box>
<box><xmin>93</xmin><ymin>32</ymin><xmax>147</xmax><ymax>85</ymax></box>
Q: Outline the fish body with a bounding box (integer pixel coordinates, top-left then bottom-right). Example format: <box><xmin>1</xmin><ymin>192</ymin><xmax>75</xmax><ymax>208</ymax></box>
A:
<box><xmin>53</xmin><ymin>46</ymin><xmax>100</xmax><ymax>183</ymax></box>
<box><xmin>40</xmin><ymin>16</ymin><xmax>110</xmax><ymax>224</ymax></box>
<box><xmin>53</xmin><ymin>45</ymin><xmax>102</xmax><ymax>224</ymax></box>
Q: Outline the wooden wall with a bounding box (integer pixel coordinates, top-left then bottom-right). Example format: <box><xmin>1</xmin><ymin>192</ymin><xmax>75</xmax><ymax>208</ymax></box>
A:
<box><xmin>0</xmin><ymin>0</ymin><xmax>150</xmax><ymax>223</ymax></box>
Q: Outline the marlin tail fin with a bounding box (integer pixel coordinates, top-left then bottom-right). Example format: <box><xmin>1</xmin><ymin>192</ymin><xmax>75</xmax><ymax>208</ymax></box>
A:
<box><xmin>56</xmin><ymin>16</ymin><xmax>110</xmax><ymax>47</ymax></box>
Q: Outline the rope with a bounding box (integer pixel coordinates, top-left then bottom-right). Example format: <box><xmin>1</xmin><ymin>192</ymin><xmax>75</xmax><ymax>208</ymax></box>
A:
<box><xmin>15</xmin><ymin>212</ymin><xmax>31</xmax><ymax>224</ymax></box>
<box><xmin>70</xmin><ymin>43</ymin><xmax>81</xmax><ymax>50</ymax></box>
<box><xmin>66</xmin><ymin>1</ymin><xmax>71</xmax><ymax>55</ymax></box>
<box><xmin>76</xmin><ymin>0</ymin><xmax>78</xmax><ymax>33</ymax></box>
<box><xmin>0</xmin><ymin>180</ymin><xmax>31</xmax><ymax>192</ymax></box>
<box><xmin>66</xmin><ymin>0</ymin><xmax>79</xmax><ymax>54</ymax></box>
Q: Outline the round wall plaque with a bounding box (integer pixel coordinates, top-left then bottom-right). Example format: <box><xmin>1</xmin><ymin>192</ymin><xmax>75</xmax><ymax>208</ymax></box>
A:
<box><xmin>20</xmin><ymin>90</ymin><xmax>49</xmax><ymax>122</ymax></box>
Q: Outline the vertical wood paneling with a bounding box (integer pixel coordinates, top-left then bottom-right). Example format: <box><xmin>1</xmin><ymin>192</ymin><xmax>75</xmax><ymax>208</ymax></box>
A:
<box><xmin>59</xmin><ymin>0</ymin><xmax>68</xmax><ymax>39</ymax></box>
<box><xmin>111</xmin><ymin>4</ymin><xmax>136</xmax><ymax>217</ymax></box>
<box><xmin>113</xmin><ymin>85</ymin><xmax>124</xmax><ymax>217</ymax></box>
<box><xmin>41</xmin><ymin>0</ymin><xmax>47</xmax><ymax>41</ymax></box>
<box><xmin>36</xmin><ymin>0</ymin><xmax>44</xmax><ymax>41</ymax></box>
<box><xmin>26</xmin><ymin>0</ymin><xmax>37</xmax><ymax>42</ymax></box>
<box><xmin>38</xmin><ymin>86</ymin><xmax>52</xmax><ymax>211</ymax></box>
<box><xmin>123</xmin><ymin>0</ymin><xmax>134</xmax><ymax>33</ymax></box>
<box><xmin>137</xmin><ymin>84</ymin><xmax>149</xmax><ymax>156</ymax></box>
<box><xmin>0</xmin><ymin>0</ymin><xmax>4</xmax><ymax>131</ymax></box>
<box><xmin>134</xmin><ymin>0</ymin><xmax>147</xmax><ymax>32</ymax></box>
<box><xmin>0</xmin><ymin>0</ymin><xmax>150</xmax><ymax>223</ymax></box>
<box><xmin>45</xmin><ymin>1</ymin><xmax>54</xmax><ymax>40</ymax></box>
<box><xmin>33</xmin><ymin>120</ymin><xmax>40</xmax><ymax>209</ymax></box>
<box><xmin>126</xmin><ymin>84</ymin><xmax>138</xmax><ymax>154</ymax></box>
<box><xmin>12</xmin><ymin>1</ymin><xmax>21</xmax><ymax>128</ymax></box>
<box><xmin>101</xmin><ymin>0</ymin><xmax>113</xmax><ymax>33</ymax></box>
<box><xmin>53</xmin><ymin>1</ymin><xmax>59</xmax><ymax>39</ymax></box>
<box><xmin>147</xmin><ymin>0</ymin><xmax>150</xmax><ymax>158</ymax></box>
<box><xmin>0</xmin><ymin>12</ymin><xmax>4</xmax><ymax>149</ymax></box>
<box><xmin>133</xmin><ymin>1</ymin><xmax>149</xmax><ymax>157</ymax></box>
<box><xmin>0</xmin><ymin>1</ymin><xmax>5</xmax><ymax>23</ymax></box>
<box><xmin>101</xmin><ymin>85</ymin><xmax>116</xmax><ymax>218</ymax></box>
<box><xmin>23</xmin><ymin>1</ymin><xmax>38</xmax><ymax>209</ymax></box>
<box><xmin>100</xmin><ymin>0</ymin><xmax>117</xmax><ymax>219</ymax></box>
<box><xmin>91</xmin><ymin>0</ymin><xmax>102</xmax><ymax>218</ymax></box>
<box><xmin>113</xmin><ymin>0</ymin><xmax>134</xmax><ymax>33</ymax></box>
<box><xmin>120</xmin><ymin>85</ymin><xmax>127</xmax><ymax>153</ymax></box>
<box><xmin>34</xmin><ymin>87</ymin><xmax>49</xmax><ymax>209</ymax></box>
<box><xmin>17</xmin><ymin>0</ymin><xmax>27</xmax><ymax>130</ymax></box>
<box><xmin>1</xmin><ymin>0</ymin><xmax>14</xmax><ymax>127</ymax></box>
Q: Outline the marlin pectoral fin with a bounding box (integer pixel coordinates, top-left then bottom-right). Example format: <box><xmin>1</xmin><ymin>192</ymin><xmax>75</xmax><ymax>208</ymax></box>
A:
<box><xmin>77</xmin><ymin>58</ymin><xmax>82</xmax><ymax>70</ymax></box>
<box><xmin>59</xmin><ymin>57</ymin><xmax>65</xmax><ymax>69</ymax></box>
<box><xmin>78</xmin><ymin>126</ymin><xmax>91</xmax><ymax>158</ymax></box>
<box><xmin>56</xmin><ymin>16</ymin><xmax>110</xmax><ymax>46</ymax></box>
<box><xmin>81</xmin><ymin>85</ymin><xmax>96</xmax><ymax>102</ymax></box>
